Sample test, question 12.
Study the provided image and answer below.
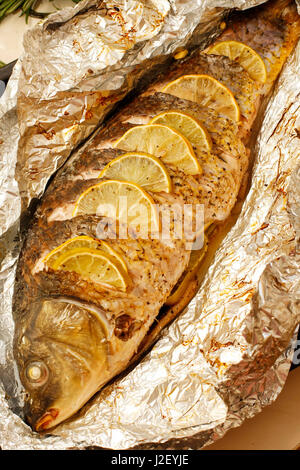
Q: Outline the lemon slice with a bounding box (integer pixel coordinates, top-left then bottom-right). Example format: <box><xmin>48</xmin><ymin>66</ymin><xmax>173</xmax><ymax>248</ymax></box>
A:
<box><xmin>162</xmin><ymin>74</ymin><xmax>240</xmax><ymax>122</ymax></box>
<box><xmin>207</xmin><ymin>41</ymin><xmax>267</xmax><ymax>84</ymax></box>
<box><xmin>114</xmin><ymin>124</ymin><xmax>201</xmax><ymax>175</ymax></box>
<box><xmin>43</xmin><ymin>235</ymin><xmax>128</xmax><ymax>273</ymax></box>
<box><xmin>73</xmin><ymin>180</ymin><xmax>159</xmax><ymax>236</ymax></box>
<box><xmin>51</xmin><ymin>247</ymin><xmax>129</xmax><ymax>291</ymax></box>
<box><xmin>150</xmin><ymin>111</ymin><xmax>212</xmax><ymax>152</ymax></box>
<box><xmin>99</xmin><ymin>152</ymin><xmax>172</xmax><ymax>193</ymax></box>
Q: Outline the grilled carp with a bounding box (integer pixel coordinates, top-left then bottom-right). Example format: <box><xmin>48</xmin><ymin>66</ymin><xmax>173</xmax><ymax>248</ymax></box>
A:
<box><xmin>13</xmin><ymin>0</ymin><xmax>300</xmax><ymax>431</ymax></box>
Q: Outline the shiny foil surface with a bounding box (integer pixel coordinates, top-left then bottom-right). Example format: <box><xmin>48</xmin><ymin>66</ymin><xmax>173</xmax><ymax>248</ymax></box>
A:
<box><xmin>0</xmin><ymin>0</ymin><xmax>299</xmax><ymax>450</ymax></box>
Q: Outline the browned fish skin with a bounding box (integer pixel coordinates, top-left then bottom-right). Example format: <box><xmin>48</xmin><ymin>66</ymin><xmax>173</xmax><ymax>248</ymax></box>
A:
<box><xmin>39</xmin><ymin>94</ymin><xmax>247</xmax><ymax>225</ymax></box>
<box><xmin>13</xmin><ymin>0</ymin><xmax>300</xmax><ymax>431</ymax></box>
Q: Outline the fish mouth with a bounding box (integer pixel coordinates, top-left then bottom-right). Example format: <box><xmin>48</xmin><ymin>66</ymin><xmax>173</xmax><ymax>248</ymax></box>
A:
<box><xmin>35</xmin><ymin>408</ymin><xmax>60</xmax><ymax>432</ymax></box>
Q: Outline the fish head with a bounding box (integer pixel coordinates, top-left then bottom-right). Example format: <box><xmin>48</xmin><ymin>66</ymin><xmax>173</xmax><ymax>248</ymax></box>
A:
<box><xmin>14</xmin><ymin>298</ymin><xmax>110</xmax><ymax>431</ymax></box>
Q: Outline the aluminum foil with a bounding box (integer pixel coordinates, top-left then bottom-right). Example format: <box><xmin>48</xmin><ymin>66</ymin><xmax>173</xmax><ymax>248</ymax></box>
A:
<box><xmin>0</xmin><ymin>0</ymin><xmax>299</xmax><ymax>450</ymax></box>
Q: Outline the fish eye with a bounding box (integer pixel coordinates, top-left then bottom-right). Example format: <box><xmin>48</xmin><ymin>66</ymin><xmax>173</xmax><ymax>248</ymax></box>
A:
<box><xmin>25</xmin><ymin>361</ymin><xmax>49</xmax><ymax>387</ymax></box>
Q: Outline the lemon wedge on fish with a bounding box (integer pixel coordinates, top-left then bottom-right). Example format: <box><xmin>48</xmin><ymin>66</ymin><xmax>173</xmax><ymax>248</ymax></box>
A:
<box><xmin>207</xmin><ymin>40</ymin><xmax>267</xmax><ymax>84</ymax></box>
<box><xmin>50</xmin><ymin>247</ymin><xmax>129</xmax><ymax>291</ymax></box>
<box><xmin>99</xmin><ymin>152</ymin><xmax>172</xmax><ymax>193</ymax></box>
<box><xmin>73</xmin><ymin>180</ymin><xmax>159</xmax><ymax>236</ymax></box>
<box><xmin>150</xmin><ymin>111</ymin><xmax>212</xmax><ymax>152</ymax></box>
<box><xmin>43</xmin><ymin>235</ymin><xmax>128</xmax><ymax>273</ymax></box>
<box><xmin>162</xmin><ymin>74</ymin><xmax>240</xmax><ymax>122</ymax></box>
<box><xmin>114</xmin><ymin>124</ymin><xmax>201</xmax><ymax>175</ymax></box>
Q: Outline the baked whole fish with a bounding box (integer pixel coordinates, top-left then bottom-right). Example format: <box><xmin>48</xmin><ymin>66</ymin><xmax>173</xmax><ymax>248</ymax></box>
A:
<box><xmin>13</xmin><ymin>0</ymin><xmax>300</xmax><ymax>431</ymax></box>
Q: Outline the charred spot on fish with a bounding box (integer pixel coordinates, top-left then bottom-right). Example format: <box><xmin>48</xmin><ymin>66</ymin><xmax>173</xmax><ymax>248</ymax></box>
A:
<box><xmin>114</xmin><ymin>314</ymin><xmax>142</xmax><ymax>341</ymax></box>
